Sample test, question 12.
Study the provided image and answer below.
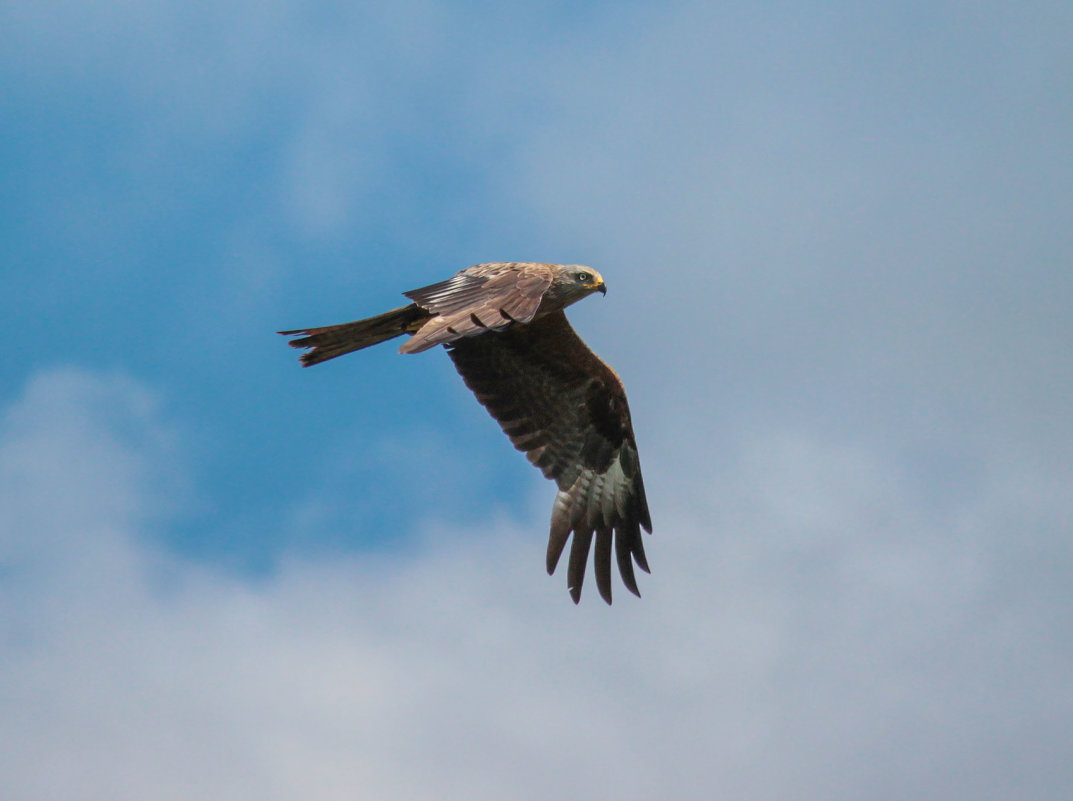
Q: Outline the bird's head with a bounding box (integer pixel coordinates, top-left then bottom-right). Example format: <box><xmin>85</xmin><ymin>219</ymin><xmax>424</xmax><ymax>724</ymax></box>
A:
<box><xmin>549</xmin><ymin>264</ymin><xmax>606</xmax><ymax>307</ymax></box>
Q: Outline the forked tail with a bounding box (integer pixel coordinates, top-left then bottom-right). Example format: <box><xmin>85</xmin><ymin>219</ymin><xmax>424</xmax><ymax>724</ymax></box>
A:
<box><xmin>280</xmin><ymin>303</ymin><xmax>429</xmax><ymax>366</ymax></box>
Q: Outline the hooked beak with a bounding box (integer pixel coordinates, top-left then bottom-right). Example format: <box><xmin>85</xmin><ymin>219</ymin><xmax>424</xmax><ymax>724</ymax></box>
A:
<box><xmin>596</xmin><ymin>281</ymin><xmax>607</xmax><ymax>295</ymax></box>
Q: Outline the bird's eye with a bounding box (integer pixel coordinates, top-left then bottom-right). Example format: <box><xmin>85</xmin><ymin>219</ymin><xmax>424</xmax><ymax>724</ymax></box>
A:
<box><xmin>576</xmin><ymin>272</ymin><xmax>591</xmax><ymax>283</ymax></box>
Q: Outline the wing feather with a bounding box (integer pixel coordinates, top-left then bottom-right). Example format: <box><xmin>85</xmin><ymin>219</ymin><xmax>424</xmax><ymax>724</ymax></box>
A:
<box><xmin>567</xmin><ymin>528</ymin><xmax>594</xmax><ymax>604</ymax></box>
<box><xmin>448</xmin><ymin>310</ymin><xmax>652</xmax><ymax>604</ymax></box>
<box><xmin>594</xmin><ymin>527</ymin><xmax>613</xmax><ymax>604</ymax></box>
<box><xmin>400</xmin><ymin>263</ymin><xmax>555</xmax><ymax>353</ymax></box>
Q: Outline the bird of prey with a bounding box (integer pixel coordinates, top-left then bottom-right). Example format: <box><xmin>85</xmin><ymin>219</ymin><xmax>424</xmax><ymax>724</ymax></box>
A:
<box><xmin>280</xmin><ymin>262</ymin><xmax>652</xmax><ymax>604</ymax></box>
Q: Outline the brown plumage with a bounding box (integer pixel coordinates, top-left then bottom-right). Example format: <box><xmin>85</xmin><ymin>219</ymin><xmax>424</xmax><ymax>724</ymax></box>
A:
<box><xmin>280</xmin><ymin>262</ymin><xmax>652</xmax><ymax>604</ymax></box>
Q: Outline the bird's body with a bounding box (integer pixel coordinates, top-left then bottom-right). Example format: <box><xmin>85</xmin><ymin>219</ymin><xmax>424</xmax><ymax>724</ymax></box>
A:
<box><xmin>281</xmin><ymin>262</ymin><xmax>652</xmax><ymax>603</ymax></box>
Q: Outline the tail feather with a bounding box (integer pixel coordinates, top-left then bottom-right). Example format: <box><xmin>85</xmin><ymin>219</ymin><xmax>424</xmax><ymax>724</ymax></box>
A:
<box><xmin>280</xmin><ymin>303</ymin><xmax>428</xmax><ymax>366</ymax></box>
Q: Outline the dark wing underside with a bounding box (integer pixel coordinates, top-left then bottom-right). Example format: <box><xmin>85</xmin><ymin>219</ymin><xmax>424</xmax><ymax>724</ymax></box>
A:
<box><xmin>401</xmin><ymin>263</ymin><xmax>554</xmax><ymax>353</ymax></box>
<box><xmin>447</xmin><ymin>311</ymin><xmax>652</xmax><ymax>604</ymax></box>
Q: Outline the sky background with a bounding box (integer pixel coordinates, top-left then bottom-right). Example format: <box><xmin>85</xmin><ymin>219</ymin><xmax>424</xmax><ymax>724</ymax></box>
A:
<box><xmin>2</xmin><ymin>1</ymin><xmax>1072</xmax><ymax>798</ymax></box>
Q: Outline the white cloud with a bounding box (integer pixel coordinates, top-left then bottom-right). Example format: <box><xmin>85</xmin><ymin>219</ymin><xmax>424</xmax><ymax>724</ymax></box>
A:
<box><xmin>3</xmin><ymin>369</ymin><xmax>1071</xmax><ymax>800</ymax></box>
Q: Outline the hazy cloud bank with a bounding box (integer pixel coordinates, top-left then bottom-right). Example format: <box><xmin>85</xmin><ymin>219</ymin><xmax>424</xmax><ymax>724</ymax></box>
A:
<box><xmin>3</xmin><ymin>369</ymin><xmax>1070</xmax><ymax>800</ymax></box>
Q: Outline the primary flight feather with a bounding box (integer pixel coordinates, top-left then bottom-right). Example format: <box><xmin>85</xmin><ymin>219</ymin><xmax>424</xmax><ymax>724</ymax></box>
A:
<box><xmin>280</xmin><ymin>262</ymin><xmax>652</xmax><ymax>604</ymax></box>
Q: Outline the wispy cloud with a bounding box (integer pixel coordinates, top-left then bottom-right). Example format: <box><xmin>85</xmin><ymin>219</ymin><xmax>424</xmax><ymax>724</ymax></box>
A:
<box><xmin>3</xmin><ymin>370</ymin><xmax>1070</xmax><ymax>800</ymax></box>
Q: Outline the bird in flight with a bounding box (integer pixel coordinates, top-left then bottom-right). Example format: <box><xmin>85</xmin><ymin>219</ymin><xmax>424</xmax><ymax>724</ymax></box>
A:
<box><xmin>280</xmin><ymin>262</ymin><xmax>652</xmax><ymax>604</ymax></box>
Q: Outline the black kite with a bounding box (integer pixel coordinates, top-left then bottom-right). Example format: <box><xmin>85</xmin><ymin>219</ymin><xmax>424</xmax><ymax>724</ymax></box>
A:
<box><xmin>280</xmin><ymin>262</ymin><xmax>652</xmax><ymax>604</ymax></box>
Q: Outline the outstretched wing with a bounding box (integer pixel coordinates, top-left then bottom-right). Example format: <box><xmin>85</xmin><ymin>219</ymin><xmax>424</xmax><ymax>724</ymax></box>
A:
<box><xmin>447</xmin><ymin>311</ymin><xmax>652</xmax><ymax>604</ymax></box>
<box><xmin>400</xmin><ymin>263</ymin><xmax>554</xmax><ymax>353</ymax></box>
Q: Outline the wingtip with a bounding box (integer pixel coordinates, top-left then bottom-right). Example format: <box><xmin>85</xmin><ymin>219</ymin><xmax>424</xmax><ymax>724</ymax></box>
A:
<box><xmin>632</xmin><ymin>532</ymin><xmax>651</xmax><ymax>574</ymax></box>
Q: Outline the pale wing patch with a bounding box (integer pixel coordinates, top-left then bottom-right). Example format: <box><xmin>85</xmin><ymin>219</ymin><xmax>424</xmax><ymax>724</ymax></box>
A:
<box><xmin>403</xmin><ymin>263</ymin><xmax>552</xmax><ymax>322</ymax></box>
<box><xmin>547</xmin><ymin>450</ymin><xmax>649</xmax><ymax>603</ymax></box>
<box><xmin>401</xmin><ymin>263</ymin><xmax>555</xmax><ymax>353</ymax></box>
<box><xmin>404</xmin><ymin>270</ymin><xmax>491</xmax><ymax>317</ymax></box>
<box><xmin>400</xmin><ymin>308</ymin><xmax>516</xmax><ymax>354</ymax></box>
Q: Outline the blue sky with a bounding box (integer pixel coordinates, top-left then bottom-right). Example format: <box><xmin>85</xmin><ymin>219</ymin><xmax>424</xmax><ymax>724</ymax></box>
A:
<box><xmin>3</xmin><ymin>2</ymin><xmax>1073</xmax><ymax>798</ymax></box>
